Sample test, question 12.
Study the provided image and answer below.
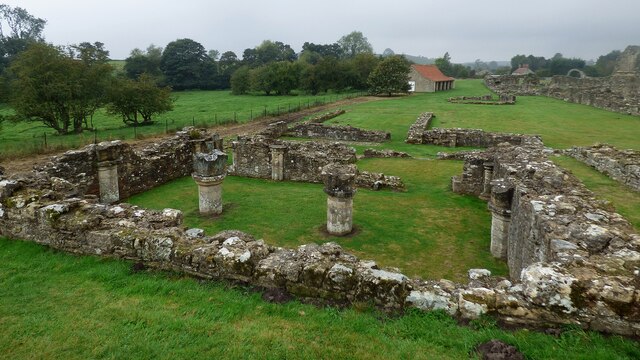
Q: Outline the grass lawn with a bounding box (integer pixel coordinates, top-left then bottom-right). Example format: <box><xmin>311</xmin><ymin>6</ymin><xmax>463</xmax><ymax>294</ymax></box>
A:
<box><xmin>329</xmin><ymin>79</ymin><xmax>640</xmax><ymax>154</ymax></box>
<box><xmin>2</xmin><ymin>238</ymin><xmax>638</xmax><ymax>360</ymax></box>
<box><xmin>0</xmin><ymin>90</ymin><xmax>358</xmax><ymax>159</ymax></box>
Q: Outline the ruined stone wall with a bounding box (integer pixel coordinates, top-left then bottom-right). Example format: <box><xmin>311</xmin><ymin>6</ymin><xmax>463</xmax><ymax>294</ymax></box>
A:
<box><xmin>285</xmin><ymin>123</ymin><xmax>390</xmax><ymax>143</ymax></box>
<box><xmin>230</xmin><ymin>136</ymin><xmax>357</xmax><ymax>183</ymax></box>
<box><xmin>448</xmin><ymin>140</ymin><xmax>640</xmax><ymax>335</ymax></box>
<box><xmin>35</xmin><ymin>129</ymin><xmax>211</xmax><ymax>200</ymax></box>
<box><xmin>422</xmin><ymin>128</ymin><xmax>538</xmax><ymax>148</ymax></box>
<box><xmin>484</xmin><ymin>74</ymin><xmax>543</xmax><ymax>96</ymax></box>
<box><xmin>566</xmin><ymin>144</ymin><xmax>640</xmax><ymax>191</ymax></box>
<box><xmin>544</xmin><ymin>75</ymin><xmax>640</xmax><ymax>116</ymax></box>
<box><xmin>447</xmin><ymin>95</ymin><xmax>516</xmax><ymax>105</ymax></box>
<box><xmin>406</xmin><ymin>112</ymin><xmax>434</xmax><ymax>144</ymax></box>
<box><xmin>229</xmin><ymin>136</ymin><xmax>405</xmax><ymax>190</ymax></box>
<box><xmin>485</xmin><ymin>73</ymin><xmax>640</xmax><ymax>116</ymax></box>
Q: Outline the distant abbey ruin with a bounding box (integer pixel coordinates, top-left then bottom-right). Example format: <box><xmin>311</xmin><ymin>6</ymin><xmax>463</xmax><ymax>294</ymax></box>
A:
<box><xmin>485</xmin><ymin>45</ymin><xmax>640</xmax><ymax>116</ymax></box>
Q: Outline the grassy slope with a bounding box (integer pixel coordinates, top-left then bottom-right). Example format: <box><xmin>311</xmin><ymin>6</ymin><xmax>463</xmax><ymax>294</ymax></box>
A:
<box><xmin>2</xmin><ymin>238</ymin><xmax>638</xmax><ymax>360</ymax></box>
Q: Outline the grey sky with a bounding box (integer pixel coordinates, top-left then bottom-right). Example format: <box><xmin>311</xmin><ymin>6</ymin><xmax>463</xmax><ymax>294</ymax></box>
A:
<box><xmin>5</xmin><ymin>0</ymin><xmax>639</xmax><ymax>63</ymax></box>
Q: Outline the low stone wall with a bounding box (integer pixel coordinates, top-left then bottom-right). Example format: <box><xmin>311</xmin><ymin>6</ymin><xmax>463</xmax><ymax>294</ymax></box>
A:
<box><xmin>446</xmin><ymin>139</ymin><xmax>640</xmax><ymax>335</ymax></box>
<box><xmin>566</xmin><ymin>144</ymin><xmax>640</xmax><ymax>191</ymax></box>
<box><xmin>406</xmin><ymin>112</ymin><xmax>434</xmax><ymax>144</ymax></box>
<box><xmin>33</xmin><ymin>128</ymin><xmax>214</xmax><ymax>201</ymax></box>
<box><xmin>285</xmin><ymin>123</ymin><xmax>390</xmax><ymax>143</ymax></box>
<box><xmin>447</xmin><ymin>95</ymin><xmax>516</xmax><ymax>105</ymax></box>
<box><xmin>362</xmin><ymin>149</ymin><xmax>411</xmax><ymax>159</ymax></box>
<box><xmin>308</xmin><ymin>109</ymin><xmax>346</xmax><ymax>123</ymax></box>
<box><xmin>422</xmin><ymin>128</ymin><xmax>539</xmax><ymax>148</ymax></box>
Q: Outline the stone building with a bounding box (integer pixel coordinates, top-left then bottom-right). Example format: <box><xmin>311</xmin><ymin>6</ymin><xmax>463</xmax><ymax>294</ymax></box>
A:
<box><xmin>408</xmin><ymin>64</ymin><xmax>455</xmax><ymax>92</ymax></box>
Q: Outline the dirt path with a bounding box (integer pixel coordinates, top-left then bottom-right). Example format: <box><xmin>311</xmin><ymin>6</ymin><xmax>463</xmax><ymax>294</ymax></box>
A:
<box><xmin>1</xmin><ymin>96</ymin><xmax>385</xmax><ymax>176</ymax></box>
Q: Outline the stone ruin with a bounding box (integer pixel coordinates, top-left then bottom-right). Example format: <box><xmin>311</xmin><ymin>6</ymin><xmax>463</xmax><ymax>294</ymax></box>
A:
<box><xmin>2</xmin><ymin>110</ymin><xmax>640</xmax><ymax>337</ymax></box>
<box><xmin>284</xmin><ymin>123</ymin><xmax>390</xmax><ymax>143</ymax></box>
<box><xmin>405</xmin><ymin>112</ymin><xmax>539</xmax><ymax>148</ymax></box>
<box><xmin>447</xmin><ymin>94</ymin><xmax>516</xmax><ymax>105</ymax></box>
<box><xmin>229</xmin><ymin>135</ymin><xmax>405</xmax><ymax>192</ymax></box>
<box><xmin>484</xmin><ymin>46</ymin><xmax>640</xmax><ymax>116</ymax></box>
<box><xmin>566</xmin><ymin>144</ymin><xmax>640</xmax><ymax>192</ymax></box>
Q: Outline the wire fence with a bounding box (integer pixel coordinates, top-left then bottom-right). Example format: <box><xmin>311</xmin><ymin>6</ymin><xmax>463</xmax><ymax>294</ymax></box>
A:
<box><xmin>0</xmin><ymin>92</ymin><xmax>364</xmax><ymax>160</ymax></box>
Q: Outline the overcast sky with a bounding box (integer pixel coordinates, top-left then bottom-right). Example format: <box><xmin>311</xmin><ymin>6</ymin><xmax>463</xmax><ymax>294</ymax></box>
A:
<box><xmin>4</xmin><ymin>0</ymin><xmax>639</xmax><ymax>63</ymax></box>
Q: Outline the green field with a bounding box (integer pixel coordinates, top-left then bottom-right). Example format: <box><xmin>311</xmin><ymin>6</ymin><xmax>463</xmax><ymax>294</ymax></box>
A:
<box><xmin>2</xmin><ymin>238</ymin><xmax>638</xmax><ymax>360</ymax></box>
<box><xmin>0</xmin><ymin>90</ymin><xmax>359</xmax><ymax>160</ymax></box>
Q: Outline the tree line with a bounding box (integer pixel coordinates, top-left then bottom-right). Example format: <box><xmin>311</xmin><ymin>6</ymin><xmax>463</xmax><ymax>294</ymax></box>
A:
<box><xmin>508</xmin><ymin>51</ymin><xmax>624</xmax><ymax>77</ymax></box>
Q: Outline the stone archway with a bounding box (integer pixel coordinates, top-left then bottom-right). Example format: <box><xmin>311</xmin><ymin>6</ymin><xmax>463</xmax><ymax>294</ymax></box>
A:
<box><xmin>567</xmin><ymin>68</ymin><xmax>587</xmax><ymax>78</ymax></box>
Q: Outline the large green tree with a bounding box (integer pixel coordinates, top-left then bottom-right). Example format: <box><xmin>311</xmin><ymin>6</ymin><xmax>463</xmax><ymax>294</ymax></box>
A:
<box><xmin>124</xmin><ymin>44</ymin><xmax>163</xmax><ymax>80</ymax></box>
<box><xmin>107</xmin><ymin>73</ymin><xmax>174</xmax><ymax>126</ymax></box>
<box><xmin>8</xmin><ymin>42</ymin><xmax>112</xmax><ymax>134</ymax></box>
<box><xmin>367</xmin><ymin>55</ymin><xmax>410</xmax><ymax>96</ymax></box>
<box><xmin>160</xmin><ymin>38</ymin><xmax>216</xmax><ymax>90</ymax></box>
<box><xmin>338</xmin><ymin>31</ymin><xmax>373</xmax><ymax>58</ymax></box>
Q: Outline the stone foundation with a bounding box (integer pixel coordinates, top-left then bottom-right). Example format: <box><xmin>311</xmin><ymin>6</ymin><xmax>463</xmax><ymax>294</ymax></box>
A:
<box><xmin>285</xmin><ymin>123</ymin><xmax>390</xmax><ymax>143</ymax></box>
<box><xmin>566</xmin><ymin>144</ymin><xmax>640</xmax><ymax>192</ymax></box>
<box><xmin>406</xmin><ymin>112</ymin><xmax>434</xmax><ymax>144</ymax></box>
<box><xmin>422</xmin><ymin>128</ymin><xmax>538</xmax><ymax>148</ymax></box>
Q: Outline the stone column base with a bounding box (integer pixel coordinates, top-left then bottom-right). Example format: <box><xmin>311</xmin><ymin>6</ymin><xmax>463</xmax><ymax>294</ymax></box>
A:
<box><xmin>193</xmin><ymin>174</ymin><xmax>226</xmax><ymax>215</ymax></box>
<box><xmin>327</xmin><ymin>196</ymin><xmax>353</xmax><ymax>236</ymax></box>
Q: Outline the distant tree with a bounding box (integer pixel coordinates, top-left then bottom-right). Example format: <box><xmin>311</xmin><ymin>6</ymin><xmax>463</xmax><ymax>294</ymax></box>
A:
<box><xmin>299</xmin><ymin>63</ymin><xmax>321</xmax><ymax>94</ymax></box>
<box><xmin>208</xmin><ymin>49</ymin><xmax>220</xmax><ymax>61</ymax></box>
<box><xmin>338</xmin><ymin>31</ymin><xmax>373</xmax><ymax>58</ymax></box>
<box><xmin>548</xmin><ymin>55</ymin><xmax>585</xmax><ymax>75</ymax></box>
<box><xmin>230</xmin><ymin>65</ymin><xmax>251</xmax><ymax>95</ymax></box>
<box><xmin>0</xmin><ymin>5</ymin><xmax>47</xmax><ymax>90</ymax></box>
<box><xmin>0</xmin><ymin>5</ymin><xmax>46</xmax><ymax>41</ymax></box>
<box><xmin>367</xmin><ymin>55</ymin><xmax>410</xmax><ymax>96</ymax></box>
<box><xmin>348</xmin><ymin>52</ymin><xmax>380</xmax><ymax>89</ymax></box>
<box><xmin>243</xmin><ymin>40</ymin><xmax>296</xmax><ymax>67</ymax></box>
<box><xmin>8</xmin><ymin>42</ymin><xmax>112</xmax><ymax>134</ymax></box>
<box><xmin>250</xmin><ymin>61</ymin><xmax>300</xmax><ymax>95</ymax></box>
<box><xmin>435</xmin><ymin>52</ymin><xmax>453</xmax><ymax>76</ymax></box>
<box><xmin>301</xmin><ymin>42</ymin><xmax>343</xmax><ymax>60</ymax></box>
<box><xmin>218</xmin><ymin>50</ymin><xmax>239</xmax><ymax>88</ymax></box>
<box><xmin>160</xmin><ymin>38</ymin><xmax>210</xmax><ymax>90</ymax></box>
<box><xmin>107</xmin><ymin>73</ymin><xmax>173</xmax><ymax>126</ymax></box>
<box><xmin>124</xmin><ymin>44</ymin><xmax>163</xmax><ymax>80</ymax></box>
<box><xmin>67</xmin><ymin>41</ymin><xmax>113</xmax><ymax>129</ymax></box>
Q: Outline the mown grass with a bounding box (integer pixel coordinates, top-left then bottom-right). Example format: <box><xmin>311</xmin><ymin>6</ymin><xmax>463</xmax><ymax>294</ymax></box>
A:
<box><xmin>0</xmin><ymin>90</ymin><xmax>359</xmax><ymax>159</ymax></box>
<box><xmin>2</xmin><ymin>238</ymin><xmax>639</xmax><ymax>360</ymax></box>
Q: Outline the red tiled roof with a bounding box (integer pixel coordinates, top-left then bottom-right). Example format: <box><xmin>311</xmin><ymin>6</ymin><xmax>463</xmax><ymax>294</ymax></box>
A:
<box><xmin>411</xmin><ymin>64</ymin><xmax>454</xmax><ymax>82</ymax></box>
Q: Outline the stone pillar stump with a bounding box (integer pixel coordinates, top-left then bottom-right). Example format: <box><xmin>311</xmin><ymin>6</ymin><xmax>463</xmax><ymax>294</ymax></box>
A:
<box><xmin>480</xmin><ymin>162</ymin><xmax>494</xmax><ymax>200</ymax></box>
<box><xmin>192</xmin><ymin>150</ymin><xmax>228</xmax><ymax>215</ymax></box>
<box><xmin>270</xmin><ymin>144</ymin><xmax>287</xmax><ymax>181</ymax></box>
<box><xmin>322</xmin><ymin>164</ymin><xmax>357</xmax><ymax>236</ymax></box>
<box><xmin>488</xmin><ymin>179</ymin><xmax>513</xmax><ymax>260</ymax></box>
<box><xmin>96</xmin><ymin>141</ymin><xmax>122</xmax><ymax>204</ymax></box>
